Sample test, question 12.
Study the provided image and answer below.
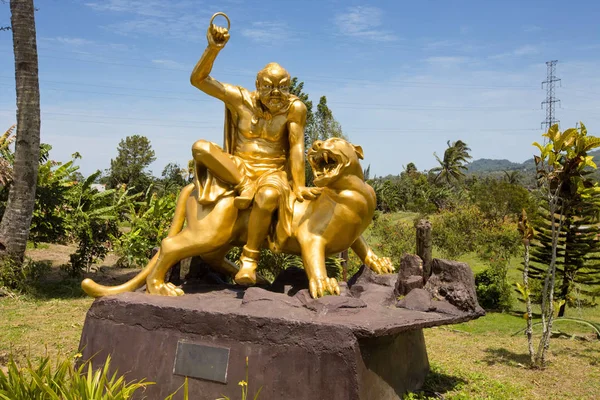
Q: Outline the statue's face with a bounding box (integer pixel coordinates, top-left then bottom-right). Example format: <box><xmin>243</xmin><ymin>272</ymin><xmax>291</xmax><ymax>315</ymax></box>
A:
<box><xmin>256</xmin><ymin>68</ymin><xmax>290</xmax><ymax>113</ymax></box>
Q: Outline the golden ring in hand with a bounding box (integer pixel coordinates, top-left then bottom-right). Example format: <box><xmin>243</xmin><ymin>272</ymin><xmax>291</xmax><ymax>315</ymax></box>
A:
<box><xmin>210</xmin><ymin>12</ymin><xmax>231</xmax><ymax>31</ymax></box>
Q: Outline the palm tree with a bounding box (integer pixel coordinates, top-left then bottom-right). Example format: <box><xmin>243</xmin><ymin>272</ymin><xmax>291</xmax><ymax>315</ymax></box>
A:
<box><xmin>403</xmin><ymin>162</ymin><xmax>418</xmax><ymax>176</ymax></box>
<box><xmin>503</xmin><ymin>170</ymin><xmax>522</xmax><ymax>185</ymax></box>
<box><xmin>0</xmin><ymin>0</ymin><xmax>41</xmax><ymax>259</ymax></box>
<box><xmin>431</xmin><ymin>140</ymin><xmax>472</xmax><ymax>185</ymax></box>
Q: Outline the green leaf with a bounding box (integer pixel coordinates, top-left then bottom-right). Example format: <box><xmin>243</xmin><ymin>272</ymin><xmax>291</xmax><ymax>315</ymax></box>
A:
<box><xmin>584</xmin><ymin>155</ymin><xmax>597</xmax><ymax>169</ymax></box>
<box><xmin>583</xmin><ymin>136</ymin><xmax>600</xmax><ymax>152</ymax></box>
<box><xmin>543</xmin><ymin>124</ymin><xmax>560</xmax><ymax>142</ymax></box>
<box><xmin>554</xmin><ymin>128</ymin><xmax>577</xmax><ymax>152</ymax></box>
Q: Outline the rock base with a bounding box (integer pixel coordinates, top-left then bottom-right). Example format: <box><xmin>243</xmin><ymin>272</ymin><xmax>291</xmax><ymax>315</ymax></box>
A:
<box><xmin>79</xmin><ymin>257</ymin><xmax>484</xmax><ymax>399</ymax></box>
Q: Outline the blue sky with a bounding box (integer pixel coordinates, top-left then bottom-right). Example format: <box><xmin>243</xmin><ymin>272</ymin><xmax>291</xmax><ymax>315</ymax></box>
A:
<box><xmin>1</xmin><ymin>0</ymin><xmax>600</xmax><ymax>178</ymax></box>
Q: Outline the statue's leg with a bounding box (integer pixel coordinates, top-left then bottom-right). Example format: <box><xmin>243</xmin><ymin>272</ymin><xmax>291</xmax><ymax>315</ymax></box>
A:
<box><xmin>299</xmin><ymin>238</ymin><xmax>340</xmax><ymax>298</ymax></box>
<box><xmin>147</xmin><ymin>230</ymin><xmax>225</xmax><ymax>296</ymax></box>
<box><xmin>234</xmin><ymin>186</ymin><xmax>279</xmax><ymax>286</ymax></box>
<box><xmin>192</xmin><ymin>140</ymin><xmax>243</xmax><ymax>184</ymax></box>
<box><xmin>201</xmin><ymin>247</ymin><xmax>239</xmax><ymax>278</ymax></box>
<box><xmin>192</xmin><ymin>140</ymin><xmax>255</xmax><ymax>208</ymax></box>
<box><xmin>350</xmin><ymin>236</ymin><xmax>395</xmax><ymax>274</ymax></box>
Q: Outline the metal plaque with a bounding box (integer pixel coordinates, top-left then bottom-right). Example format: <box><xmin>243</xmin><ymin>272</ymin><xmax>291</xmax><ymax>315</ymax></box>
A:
<box><xmin>173</xmin><ymin>341</ymin><xmax>230</xmax><ymax>383</ymax></box>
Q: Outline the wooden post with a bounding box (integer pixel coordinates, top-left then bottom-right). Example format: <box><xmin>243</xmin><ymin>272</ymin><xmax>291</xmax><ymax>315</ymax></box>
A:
<box><xmin>341</xmin><ymin>249</ymin><xmax>349</xmax><ymax>281</ymax></box>
<box><xmin>416</xmin><ymin>219</ymin><xmax>432</xmax><ymax>282</ymax></box>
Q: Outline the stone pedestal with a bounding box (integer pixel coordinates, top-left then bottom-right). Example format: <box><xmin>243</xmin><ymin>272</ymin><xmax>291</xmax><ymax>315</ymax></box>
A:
<box><xmin>80</xmin><ymin>278</ymin><xmax>482</xmax><ymax>400</ymax></box>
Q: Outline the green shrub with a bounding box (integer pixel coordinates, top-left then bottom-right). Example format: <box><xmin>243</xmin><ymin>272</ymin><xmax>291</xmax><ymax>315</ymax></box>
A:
<box><xmin>65</xmin><ymin>173</ymin><xmax>131</xmax><ymax>276</ymax></box>
<box><xmin>469</xmin><ymin>178</ymin><xmax>537</xmax><ymax>222</ymax></box>
<box><xmin>0</xmin><ymin>257</ymin><xmax>51</xmax><ymax>294</ymax></box>
<box><xmin>113</xmin><ymin>189</ymin><xmax>176</xmax><ymax>268</ymax></box>
<box><xmin>476</xmin><ymin>266</ymin><xmax>513</xmax><ymax>311</ymax></box>
<box><xmin>224</xmin><ymin>248</ymin><xmax>342</xmax><ymax>283</ymax></box>
<box><xmin>29</xmin><ymin>149</ymin><xmax>81</xmax><ymax>245</ymax></box>
<box><xmin>358</xmin><ymin>212</ymin><xmax>416</xmax><ymax>272</ymax></box>
<box><xmin>431</xmin><ymin>205</ymin><xmax>487</xmax><ymax>258</ymax></box>
<box><xmin>0</xmin><ymin>354</ymin><xmax>153</xmax><ymax>399</ymax></box>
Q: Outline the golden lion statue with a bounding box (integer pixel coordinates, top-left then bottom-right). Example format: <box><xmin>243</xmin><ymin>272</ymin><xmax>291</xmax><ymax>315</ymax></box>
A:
<box><xmin>82</xmin><ymin>138</ymin><xmax>394</xmax><ymax>299</ymax></box>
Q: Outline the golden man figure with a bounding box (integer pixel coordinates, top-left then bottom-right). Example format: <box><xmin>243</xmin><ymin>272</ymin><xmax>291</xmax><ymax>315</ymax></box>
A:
<box><xmin>189</xmin><ymin>17</ymin><xmax>320</xmax><ymax>286</ymax></box>
<box><xmin>81</xmin><ymin>13</ymin><xmax>394</xmax><ymax>299</ymax></box>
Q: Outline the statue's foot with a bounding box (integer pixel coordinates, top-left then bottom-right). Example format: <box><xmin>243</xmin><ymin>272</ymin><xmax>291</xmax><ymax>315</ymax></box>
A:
<box><xmin>366</xmin><ymin>255</ymin><xmax>395</xmax><ymax>274</ymax></box>
<box><xmin>309</xmin><ymin>277</ymin><xmax>340</xmax><ymax>298</ymax></box>
<box><xmin>235</xmin><ymin>255</ymin><xmax>257</xmax><ymax>286</ymax></box>
<box><xmin>146</xmin><ymin>280</ymin><xmax>185</xmax><ymax>296</ymax></box>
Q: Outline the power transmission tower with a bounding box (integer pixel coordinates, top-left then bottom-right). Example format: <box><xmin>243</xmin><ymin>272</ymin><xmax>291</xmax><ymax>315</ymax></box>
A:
<box><xmin>541</xmin><ymin>60</ymin><xmax>561</xmax><ymax>132</ymax></box>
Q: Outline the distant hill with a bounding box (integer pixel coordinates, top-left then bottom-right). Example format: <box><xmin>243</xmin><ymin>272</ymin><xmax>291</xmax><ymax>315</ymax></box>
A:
<box><xmin>466</xmin><ymin>159</ymin><xmax>526</xmax><ymax>173</ymax></box>
<box><xmin>466</xmin><ymin>149</ymin><xmax>600</xmax><ymax>183</ymax></box>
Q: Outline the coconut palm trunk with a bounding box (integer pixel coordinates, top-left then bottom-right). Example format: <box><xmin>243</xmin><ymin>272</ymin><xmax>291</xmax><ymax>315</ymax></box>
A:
<box><xmin>0</xmin><ymin>0</ymin><xmax>41</xmax><ymax>259</ymax></box>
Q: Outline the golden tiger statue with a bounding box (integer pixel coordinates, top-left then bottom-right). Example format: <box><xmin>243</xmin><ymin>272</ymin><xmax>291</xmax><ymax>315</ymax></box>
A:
<box><xmin>82</xmin><ymin>138</ymin><xmax>394</xmax><ymax>299</ymax></box>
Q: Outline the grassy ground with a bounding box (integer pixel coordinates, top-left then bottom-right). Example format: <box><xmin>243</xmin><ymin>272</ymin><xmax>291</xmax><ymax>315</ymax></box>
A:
<box><xmin>1</xmin><ymin>242</ymin><xmax>600</xmax><ymax>399</ymax></box>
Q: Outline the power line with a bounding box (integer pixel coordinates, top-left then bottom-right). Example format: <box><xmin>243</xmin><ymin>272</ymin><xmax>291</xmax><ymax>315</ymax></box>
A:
<box><xmin>0</xmin><ymin>83</ymin><xmax>539</xmax><ymax>112</ymax></box>
<box><xmin>541</xmin><ymin>60</ymin><xmax>561</xmax><ymax>131</ymax></box>
<box><xmin>32</xmin><ymin>54</ymin><xmax>541</xmax><ymax>90</ymax></box>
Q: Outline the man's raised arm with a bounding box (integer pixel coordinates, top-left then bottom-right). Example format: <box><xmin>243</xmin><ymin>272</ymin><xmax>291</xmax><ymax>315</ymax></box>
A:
<box><xmin>190</xmin><ymin>23</ymin><xmax>240</xmax><ymax>105</ymax></box>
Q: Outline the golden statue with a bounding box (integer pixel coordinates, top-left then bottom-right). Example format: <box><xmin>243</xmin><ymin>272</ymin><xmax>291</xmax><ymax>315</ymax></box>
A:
<box><xmin>81</xmin><ymin>13</ymin><xmax>394</xmax><ymax>299</ymax></box>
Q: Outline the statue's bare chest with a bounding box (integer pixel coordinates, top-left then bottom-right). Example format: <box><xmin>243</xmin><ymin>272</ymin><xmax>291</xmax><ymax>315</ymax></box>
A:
<box><xmin>237</xmin><ymin>113</ymin><xmax>288</xmax><ymax>142</ymax></box>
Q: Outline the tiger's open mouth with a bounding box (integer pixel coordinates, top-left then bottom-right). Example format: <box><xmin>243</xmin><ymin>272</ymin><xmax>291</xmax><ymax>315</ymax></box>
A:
<box><xmin>308</xmin><ymin>148</ymin><xmax>343</xmax><ymax>185</ymax></box>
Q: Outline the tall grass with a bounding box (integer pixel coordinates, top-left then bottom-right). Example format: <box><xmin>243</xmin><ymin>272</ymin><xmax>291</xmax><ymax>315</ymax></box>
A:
<box><xmin>0</xmin><ymin>354</ymin><xmax>152</xmax><ymax>400</ymax></box>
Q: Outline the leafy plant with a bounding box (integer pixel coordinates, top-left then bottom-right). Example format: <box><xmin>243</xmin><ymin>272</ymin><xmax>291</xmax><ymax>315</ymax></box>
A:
<box><xmin>475</xmin><ymin>267</ymin><xmax>512</xmax><ymax>311</ymax></box>
<box><xmin>431</xmin><ymin>140</ymin><xmax>472</xmax><ymax>185</ymax></box>
<box><xmin>0</xmin><ymin>124</ymin><xmax>15</xmax><ymax>186</ymax></box>
<box><xmin>29</xmin><ymin>149</ymin><xmax>81</xmax><ymax>245</ymax></box>
<box><xmin>0</xmin><ymin>354</ymin><xmax>152</xmax><ymax>399</ymax></box>
<box><xmin>354</xmin><ymin>212</ymin><xmax>415</xmax><ymax>274</ymax></box>
<box><xmin>0</xmin><ymin>257</ymin><xmax>51</xmax><ymax>294</ymax></box>
<box><xmin>65</xmin><ymin>173</ymin><xmax>132</xmax><ymax>276</ymax></box>
<box><xmin>113</xmin><ymin>186</ymin><xmax>176</xmax><ymax>268</ymax></box>
<box><xmin>431</xmin><ymin>205</ymin><xmax>487</xmax><ymax>258</ymax></box>
<box><xmin>529</xmin><ymin>122</ymin><xmax>600</xmax><ymax>367</ymax></box>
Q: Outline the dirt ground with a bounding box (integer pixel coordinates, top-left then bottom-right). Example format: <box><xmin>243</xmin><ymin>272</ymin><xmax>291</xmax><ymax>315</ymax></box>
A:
<box><xmin>26</xmin><ymin>243</ymin><xmax>141</xmax><ymax>285</ymax></box>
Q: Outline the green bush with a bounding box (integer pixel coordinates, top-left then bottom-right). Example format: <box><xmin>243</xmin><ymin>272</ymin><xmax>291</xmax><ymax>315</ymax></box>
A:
<box><xmin>225</xmin><ymin>248</ymin><xmax>342</xmax><ymax>283</ymax></box>
<box><xmin>469</xmin><ymin>178</ymin><xmax>537</xmax><ymax>222</ymax></box>
<box><xmin>0</xmin><ymin>354</ymin><xmax>153</xmax><ymax>399</ymax></box>
<box><xmin>29</xmin><ymin>149</ymin><xmax>81</xmax><ymax>245</ymax></box>
<box><xmin>113</xmin><ymin>188</ymin><xmax>176</xmax><ymax>268</ymax></box>
<box><xmin>0</xmin><ymin>257</ymin><xmax>51</xmax><ymax>294</ymax></box>
<box><xmin>360</xmin><ymin>212</ymin><xmax>416</xmax><ymax>272</ymax></box>
<box><xmin>431</xmin><ymin>205</ymin><xmax>487</xmax><ymax>258</ymax></box>
<box><xmin>65</xmin><ymin>174</ymin><xmax>132</xmax><ymax>276</ymax></box>
<box><xmin>475</xmin><ymin>266</ymin><xmax>513</xmax><ymax>311</ymax></box>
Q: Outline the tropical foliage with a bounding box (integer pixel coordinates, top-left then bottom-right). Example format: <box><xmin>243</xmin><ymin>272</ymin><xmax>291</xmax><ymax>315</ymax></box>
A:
<box><xmin>0</xmin><ymin>125</ymin><xmax>15</xmax><ymax>186</ymax></box>
<box><xmin>431</xmin><ymin>140</ymin><xmax>472</xmax><ymax>185</ymax></box>
<box><xmin>527</xmin><ymin>122</ymin><xmax>600</xmax><ymax>367</ymax></box>
<box><xmin>0</xmin><ymin>354</ymin><xmax>153</xmax><ymax>400</ymax></box>
<box><xmin>113</xmin><ymin>187</ymin><xmax>177</xmax><ymax>268</ymax></box>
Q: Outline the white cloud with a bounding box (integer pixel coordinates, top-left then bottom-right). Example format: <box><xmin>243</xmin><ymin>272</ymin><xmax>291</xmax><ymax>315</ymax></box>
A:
<box><xmin>39</xmin><ymin>36</ymin><xmax>130</xmax><ymax>54</ymax></box>
<box><xmin>152</xmin><ymin>59</ymin><xmax>185</xmax><ymax>69</ymax></box>
<box><xmin>425</xmin><ymin>56</ymin><xmax>473</xmax><ymax>66</ymax></box>
<box><xmin>86</xmin><ymin>0</ymin><xmax>212</xmax><ymax>40</ymax></box>
<box><xmin>489</xmin><ymin>44</ymin><xmax>541</xmax><ymax>60</ymax></box>
<box><xmin>85</xmin><ymin>0</ymin><xmax>179</xmax><ymax>18</ymax></box>
<box><xmin>514</xmin><ymin>45</ymin><xmax>540</xmax><ymax>56</ymax></box>
<box><xmin>241</xmin><ymin>22</ymin><xmax>289</xmax><ymax>43</ymax></box>
<box><xmin>54</xmin><ymin>37</ymin><xmax>95</xmax><ymax>46</ymax></box>
<box><xmin>334</xmin><ymin>6</ymin><xmax>397</xmax><ymax>42</ymax></box>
